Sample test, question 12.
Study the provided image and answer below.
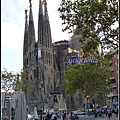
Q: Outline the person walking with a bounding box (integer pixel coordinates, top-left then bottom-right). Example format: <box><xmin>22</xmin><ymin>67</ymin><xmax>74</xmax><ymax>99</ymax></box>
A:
<box><xmin>94</xmin><ymin>109</ymin><xmax>97</xmax><ymax>118</ymax></box>
<box><xmin>50</xmin><ymin>113</ymin><xmax>57</xmax><ymax>120</ymax></box>
<box><xmin>114</xmin><ymin>107</ymin><xmax>118</xmax><ymax>117</ymax></box>
<box><xmin>107</xmin><ymin>108</ymin><xmax>111</xmax><ymax>120</ymax></box>
<box><xmin>104</xmin><ymin>108</ymin><xmax>108</xmax><ymax>117</ymax></box>
<box><xmin>61</xmin><ymin>112</ymin><xmax>66</xmax><ymax>120</ymax></box>
<box><xmin>46</xmin><ymin>112</ymin><xmax>51</xmax><ymax>120</ymax></box>
<box><xmin>101</xmin><ymin>108</ymin><xmax>104</xmax><ymax>118</ymax></box>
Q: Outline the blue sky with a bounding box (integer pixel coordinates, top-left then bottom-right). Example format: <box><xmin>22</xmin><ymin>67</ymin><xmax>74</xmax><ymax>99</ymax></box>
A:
<box><xmin>1</xmin><ymin>0</ymin><xmax>72</xmax><ymax>73</ymax></box>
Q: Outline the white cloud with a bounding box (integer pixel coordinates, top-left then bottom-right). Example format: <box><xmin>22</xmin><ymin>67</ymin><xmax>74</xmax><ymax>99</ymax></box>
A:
<box><xmin>1</xmin><ymin>21</ymin><xmax>24</xmax><ymax>52</ymax></box>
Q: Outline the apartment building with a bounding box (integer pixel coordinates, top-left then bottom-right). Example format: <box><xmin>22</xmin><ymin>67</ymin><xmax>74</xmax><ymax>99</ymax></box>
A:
<box><xmin>106</xmin><ymin>49</ymin><xmax>119</xmax><ymax>108</ymax></box>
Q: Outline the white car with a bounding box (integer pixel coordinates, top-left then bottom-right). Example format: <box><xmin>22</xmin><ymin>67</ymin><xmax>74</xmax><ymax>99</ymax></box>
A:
<box><xmin>27</xmin><ymin>114</ymin><xmax>34</xmax><ymax>120</ymax></box>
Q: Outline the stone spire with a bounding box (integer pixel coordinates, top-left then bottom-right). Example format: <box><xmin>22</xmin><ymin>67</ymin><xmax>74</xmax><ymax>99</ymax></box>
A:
<box><xmin>25</xmin><ymin>9</ymin><xmax>28</xmax><ymax>32</ymax></box>
<box><xmin>29</xmin><ymin>0</ymin><xmax>33</xmax><ymax>22</ymax></box>
<box><xmin>43</xmin><ymin>0</ymin><xmax>49</xmax><ymax>21</ymax></box>
<box><xmin>23</xmin><ymin>9</ymin><xmax>29</xmax><ymax>67</ymax></box>
<box><xmin>38</xmin><ymin>0</ymin><xmax>44</xmax><ymax>45</ymax></box>
<box><xmin>39</xmin><ymin>0</ymin><xmax>43</xmax><ymax>15</ymax></box>
<box><xmin>42</xmin><ymin>0</ymin><xmax>52</xmax><ymax>48</ymax></box>
<box><xmin>28</xmin><ymin>0</ymin><xmax>36</xmax><ymax>47</ymax></box>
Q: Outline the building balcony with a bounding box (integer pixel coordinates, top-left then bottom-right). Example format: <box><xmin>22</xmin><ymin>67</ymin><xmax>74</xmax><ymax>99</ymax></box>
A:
<box><xmin>110</xmin><ymin>67</ymin><xmax>114</xmax><ymax>71</ymax></box>
<box><xmin>107</xmin><ymin>91</ymin><xmax>118</xmax><ymax>98</ymax></box>
<box><xmin>109</xmin><ymin>60</ymin><xmax>112</xmax><ymax>65</ymax></box>
<box><xmin>110</xmin><ymin>76</ymin><xmax>115</xmax><ymax>80</ymax></box>
<box><xmin>111</xmin><ymin>83</ymin><xmax>116</xmax><ymax>88</ymax></box>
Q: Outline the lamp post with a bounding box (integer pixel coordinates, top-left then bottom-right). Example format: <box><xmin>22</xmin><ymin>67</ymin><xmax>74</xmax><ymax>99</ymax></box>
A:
<box><xmin>86</xmin><ymin>95</ymin><xmax>90</xmax><ymax>104</ymax></box>
<box><xmin>11</xmin><ymin>107</ymin><xmax>15</xmax><ymax>120</ymax></box>
<box><xmin>86</xmin><ymin>95</ymin><xmax>90</xmax><ymax>114</ymax></box>
<box><xmin>92</xmin><ymin>97</ymin><xmax>95</xmax><ymax>110</ymax></box>
<box><xmin>83</xmin><ymin>100</ymin><xmax>86</xmax><ymax>113</ymax></box>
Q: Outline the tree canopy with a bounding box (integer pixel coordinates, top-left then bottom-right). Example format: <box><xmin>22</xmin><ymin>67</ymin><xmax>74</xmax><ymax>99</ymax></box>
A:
<box><xmin>1</xmin><ymin>67</ymin><xmax>34</xmax><ymax>96</ymax></box>
<box><xmin>1</xmin><ymin>67</ymin><xmax>34</xmax><ymax>108</ymax></box>
<box><xmin>1</xmin><ymin>68</ymin><xmax>17</xmax><ymax>108</ymax></box>
<box><xmin>14</xmin><ymin>67</ymin><xmax>34</xmax><ymax>96</ymax></box>
<box><xmin>62</xmin><ymin>54</ymin><xmax>113</xmax><ymax>98</ymax></box>
<box><xmin>58</xmin><ymin>0</ymin><xmax>118</xmax><ymax>51</ymax></box>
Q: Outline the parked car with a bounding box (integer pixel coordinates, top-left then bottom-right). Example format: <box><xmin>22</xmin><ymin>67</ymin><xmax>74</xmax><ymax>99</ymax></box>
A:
<box><xmin>75</xmin><ymin>110</ymin><xmax>86</xmax><ymax>115</ymax></box>
<box><xmin>86</xmin><ymin>109</ymin><xmax>95</xmax><ymax>116</ymax></box>
<box><xmin>96</xmin><ymin>105</ymin><xmax>101</xmax><ymax>112</ymax></box>
<box><xmin>71</xmin><ymin>114</ymin><xmax>79</xmax><ymax>120</ymax></box>
<box><xmin>72</xmin><ymin>110</ymin><xmax>86</xmax><ymax>115</ymax></box>
<box><xmin>27</xmin><ymin>114</ymin><xmax>34</xmax><ymax>120</ymax></box>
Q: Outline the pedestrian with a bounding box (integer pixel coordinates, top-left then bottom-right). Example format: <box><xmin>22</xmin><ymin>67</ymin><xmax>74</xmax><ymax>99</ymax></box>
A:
<box><xmin>50</xmin><ymin>113</ymin><xmax>57</xmax><ymax>120</ymax></box>
<box><xmin>94</xmin><ymin>109</ymin><xmax>97</xmax><ymax>118</ymax></box>
<box><xmin>114</xmin><ymin>107</ymin><xmax>118</xmax><ymax>117</ymax></box>
<box><xmin>110</xmin><ymin>107</ymin><xmax>112</xmax><ymax>117</ymax></box>
<box><xmin>45</xmin><ymin>112</ymin><xmax>51</xmax><ymax>120</ymax></box>
<box><xmin>105</xmin><ymin>108</ymin><xmax>108</xmax><ymax>117</ymax></box>
<box><xmin>101</xmin><ymin>108</ymin><xmax>104</xmax><ymax>118</ymax></box>
<box><xmin>107</xmin><ymin>108</ymin><xmax>111</xmax><ymax>120</ymax></box>
<box><xmin>3</xmin><ymin>116</ymin><xmax>9</xmax><ymax>120</ymax></box>
<box><xmin>61</xmin><ymin>111</ymin><xmax>66</xmax><ymax>120</ymax></box>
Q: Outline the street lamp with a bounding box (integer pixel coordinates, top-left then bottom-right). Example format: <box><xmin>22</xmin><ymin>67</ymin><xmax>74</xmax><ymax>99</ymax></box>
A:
<box><xmin>92</xmin><ymin>97</ymin><xmax>95</xmax><ymax>110</ymax></box>
<box><xmin>82</xmin><ymin>100</ymin><xmax>86</xmax><ymax>113</ymax></box>
<box><xmin>86</xmin><ymin>95</ymin><xmax>90</xmax><ymax>114</ymax></box>
<box><xmin>86</xmin><ymin>95</ymin><xmax>90</xmax><ymax>104</ymax></box>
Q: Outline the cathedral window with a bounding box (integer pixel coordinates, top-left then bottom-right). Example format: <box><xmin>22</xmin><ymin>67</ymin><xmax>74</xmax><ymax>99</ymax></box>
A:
<box><xmin>30</xmin><ymin>75</ymin><xmax>32</xmax><ymax>80</ymax></box>
<box><xmin>30</xmin><ymin>52</ymin><xmax>31</xmax><ymax>59</ymax></box>
<box><xmin>46</xmin><ymin>52</ymin><xmax>48</xmax><ymax>58</ymax></box>
<box><xmin>47</xmin><ymin>59</ymin><xmax>48</xmax><ymax>64</ymax></box>
<box><xmin>27</xmin><ymin>58</ymin><xmax>28</xmax><ymax>65</ymax></box>
<box><xmin>71</xmin><ymin>95</ymin><xmax>74</xmax><ymax>103</ymax></box>
<box><xmin>48</xmin><ymin>53</ymin><xmax>50</xmax><ymax>59</ymax></box>
<box><xmin>49</xmin><ymin>60</ymin><xmax>50</xmax><ymax>65</ymax></box>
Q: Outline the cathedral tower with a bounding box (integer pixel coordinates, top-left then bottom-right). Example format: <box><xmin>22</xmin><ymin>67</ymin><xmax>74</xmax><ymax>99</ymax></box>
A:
<box><xmin>23</xmin><ymin>0</ymin><xmax>57</xmax><ymax>111</ymax></box>
<box><xmin>23</xmin><ymin>0</ymin><xmax>39</xmax><ymax>110</ymax></box>
<box><xmin>23</xmin><ymin>9</ymin><xmax>29</xmax><ymax>68</ymax></box>
<box><xmin>37</xmin><ymin>0</ymin><xmax>55</xmax><ymax>110</ymax></box>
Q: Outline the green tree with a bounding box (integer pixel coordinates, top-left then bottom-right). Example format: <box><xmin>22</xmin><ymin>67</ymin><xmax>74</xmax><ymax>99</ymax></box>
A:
<box><xmin>1</xmin><ymin>67</ymin><xmax>34</xmax><ymax>108</ymax></box>
<box><xmin>1</xmin><ymin>68</ymin><xmax>16</xmax><ymax>108</ymax></box>
<box><xmin>62</xmin><ymin>54</ymin><xmax>113</xmax><ymax>98</ymax></box>
<box><xmin>58</xmin><ymin>0</ymin><xmax>118</xmax><ymax>51</ymax></box>
<box><xmin>14</xmin><ymin>67</ymin><xmax>34</xmax><ymax>96</ymax></box>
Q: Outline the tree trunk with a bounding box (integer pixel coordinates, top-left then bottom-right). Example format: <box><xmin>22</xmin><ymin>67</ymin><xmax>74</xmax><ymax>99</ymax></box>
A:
<box><xmin>4</xmin><ymin>92</ymin><xmax>7</xmax><ymax>109</ymax></box>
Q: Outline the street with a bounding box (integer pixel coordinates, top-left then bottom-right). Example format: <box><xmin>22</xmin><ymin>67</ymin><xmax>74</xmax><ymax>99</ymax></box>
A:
<box><xmin>65</xmin><ymin>113</ymin><xmax>118</xmax><ymax>120</ymax></box>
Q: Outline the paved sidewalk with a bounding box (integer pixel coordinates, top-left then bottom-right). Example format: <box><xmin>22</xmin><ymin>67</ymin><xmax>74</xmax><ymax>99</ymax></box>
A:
<box><xmin>82</xmin><ymin>113</ymin><xmax>119</xmax><ymax>120</ymax></box>
<box><xmin>95</xmin><ymin>113</ymin><xmax>118</xmax><ymax>120</ymax></box>
<box><xmin>65</xmin><ymin>113</ymin><xmax>118</xmax><ymax>120</ymax></box>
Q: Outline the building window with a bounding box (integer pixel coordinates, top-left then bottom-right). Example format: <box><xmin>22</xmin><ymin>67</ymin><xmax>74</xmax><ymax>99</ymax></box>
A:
<box><xmin>114</xmin><ymin>55</ymin><xmax>116</xmax><ymax>58</ymax></box>
<box><xmin>116</xmin><ymin>71</ymin><xmax>118</xmax><ymax>74</ymax></box>
<box><xmin>114</xmin><ymin>63</ymin><xmax>117</xmax><ymax>66</ymax></box>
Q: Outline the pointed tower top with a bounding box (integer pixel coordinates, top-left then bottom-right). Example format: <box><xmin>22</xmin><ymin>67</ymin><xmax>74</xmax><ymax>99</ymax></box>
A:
<box><xmin>39</xmin><ymin>0</ymin><xmax>43</xmax><ymax>15</ymax></box>
<box><xmin>43</xmin><ymin>0</ymin><xmax>49</xmax><ymax>21</ymax></box>
<box><xmin>29</xmin><ymin>0</ymin><xmax>33</xmax><ymax>21</ymax></box>
<box><xmin>29</xmin><ymin>0</ymin><xmax>32</xmax><ymax>12</ymax></box>
<box><xmin>25</xmin><ymin>9</ymin><xmax>28</xmax><ymax>32</ymax></box>
<box><xmin>44</xmin><ymin>0</ymin><xmax>47</xmax><ymax>5</ymax></box>
<box><xmin>42</xmin><ymin>0</ymin><xmax>46</xmax><ymax>5</ymax></box>
<box><xmin>25</xmin><ymin>9</ymin><xmax>28</xmax><ymax>23</ymax></box>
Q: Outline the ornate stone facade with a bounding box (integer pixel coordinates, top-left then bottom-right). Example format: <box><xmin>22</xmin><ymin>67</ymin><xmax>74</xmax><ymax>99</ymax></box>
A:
<box><xmin>23</xmin><ymin>0</ymin><xmax>58</xmax><ymax>111</ymax></box>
